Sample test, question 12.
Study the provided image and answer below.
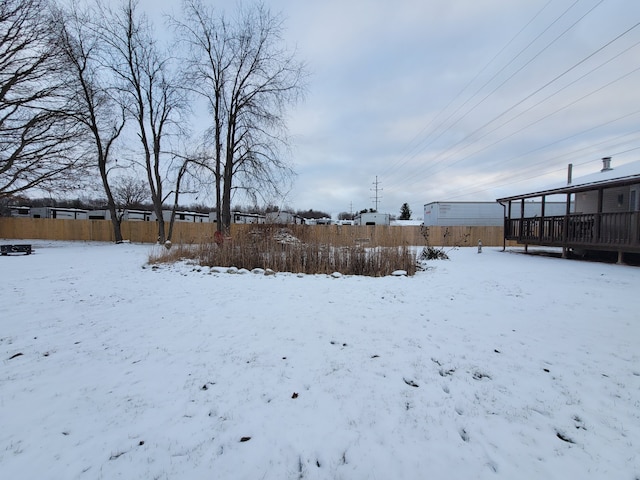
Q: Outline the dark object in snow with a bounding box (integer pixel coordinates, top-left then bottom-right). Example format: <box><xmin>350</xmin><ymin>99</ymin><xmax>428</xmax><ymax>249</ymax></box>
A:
<box><xmin>472</xmin><ymin>371</ymin><xmax>491</xmax><ymax>380</ymax></box>
<box><xmin>291</xmin><ymin>392</ymin><xmax>299</xmax><ymax>399</ymax></box>
<box><xmin>419</xmin><ymin>246</ymin><xmax>449</xmax><ymax>260</ymax></box>
<box><xmin>9</xmin><ymin>352</ymin><xmax>23</xmax><ymax>360</ymax></box>
<box><xmin>240</xmin><ymin>436</ymin><xmax>251</xmax><ymax>442</ymax></box>
<box><xmin>139</xmin><ymin>440</ymin><xmax>144</xmax><ymax>446</ymax></box>
<box><xmin>494</xmin><ymin>349</ymin><xmax>501</xmax><ymax>353</ymax></box>
<box><xmin>1</xmin><ymin>244</ymin><xmax>32</xmax><ymax>255</ymax></box>
<box><xmin>556</xmin><ymin>431</ymin><xmax>575</xmax><ymax>444</ymax></box>
<box><xmin>403</xmin><ymin>378</ymin><xmax>419</xmax><ymax>387</ymax></box>
<box><xmin>371</xmin><ymin>354</ymin><xmax>379</xmax><ymax>358</ymax></box>
<box><xmin>543</xmin><ymin>368</ymin><xmax>550</xmax><ymax>373</ymax></box>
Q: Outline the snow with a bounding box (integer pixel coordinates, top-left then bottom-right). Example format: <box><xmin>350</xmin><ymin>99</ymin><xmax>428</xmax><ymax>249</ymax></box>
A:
<box><xmin>1</xmin><ymin>240</ymin><xmax>639</xmax><ymax>479</ymax></box>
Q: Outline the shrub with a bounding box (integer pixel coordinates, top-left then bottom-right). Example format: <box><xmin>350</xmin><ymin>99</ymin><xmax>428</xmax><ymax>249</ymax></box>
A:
<box><xmin>419</xmin><ymin>246</ymin><xmax>449</xmax><ymax>260</ymax></box>
<box><xmin>418</xmin><ymin>225</ymin><xmax>470</xmax><ymax>261</ymax></box>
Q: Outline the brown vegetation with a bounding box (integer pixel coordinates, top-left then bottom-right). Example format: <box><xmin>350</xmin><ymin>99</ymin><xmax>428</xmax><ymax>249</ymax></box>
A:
<box><xmin>148</xmin><ymin>225</ymin><xmax>417</xmax><ymax>277</ymax></box>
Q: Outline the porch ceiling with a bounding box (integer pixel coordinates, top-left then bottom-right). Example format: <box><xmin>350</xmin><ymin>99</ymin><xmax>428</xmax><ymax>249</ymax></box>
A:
<box><xmin>496</xmin><ymin>174</ymin><xmax>640</xmax><ymax>203</ymax></box>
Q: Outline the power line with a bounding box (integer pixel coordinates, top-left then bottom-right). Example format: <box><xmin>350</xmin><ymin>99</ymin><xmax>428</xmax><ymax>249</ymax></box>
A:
<box><xmin>405</xmin><ymin>114</ymin><xmax>640</xmax><ymax>200</ymax></box>
<box><xmin>445</xmin><ymin>143</ymin><xmax>640</xmax><ymax>201</ymax></box>
<box><xmin>385</xmin><ymin>13</ymin><xmax>640</xmax><ymax>194</ymax></box>
<box><xmin>399</xmin><ymin>0</ymin><xmax>606</xmax><ymax>184</ymax></box>
<box><xmin>378</xmin><ymin>0</ymin><xmax>555</xmax><ymax>179</ymax></box>
<box><xmin>415</xmin><ymin>19</ymin><xmax>640</xmax><ymax>174</ymax></box>
<box><xmin>383</xmin><ymin>0</ymin><xmax>588</xmax><ymax>183</ymax></box>
<box><xmin>425</xmin><ymin>65</ymin><xmax>640</xmax><ymax>179</ymax></box>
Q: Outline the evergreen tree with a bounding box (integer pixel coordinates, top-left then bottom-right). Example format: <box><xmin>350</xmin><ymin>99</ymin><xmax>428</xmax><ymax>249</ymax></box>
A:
<box><xmin>399</xmin><ymin>203</ymin><xmax>412</xmax><ymax>220</ymax></box>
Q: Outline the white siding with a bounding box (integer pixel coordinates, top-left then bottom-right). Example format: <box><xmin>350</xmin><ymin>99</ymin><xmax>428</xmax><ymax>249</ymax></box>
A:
<box><xmin>424</xmin><ymin>201</ymin><xmax>570</xmax><ymax>226</ymax></box>
<box><xmin>31</xmin><ymin>207</ymin><xmax>88</xmax><ymax>219</ymax></box>
<box><xmin>423</xmin><ymin>202</ymin><xmax>503</xmax><ymax>226</ymax></box>
<box><xmin>354</xmin><ymin>213</ymin><xmax>390</xmax><ymax>226</ymax></box>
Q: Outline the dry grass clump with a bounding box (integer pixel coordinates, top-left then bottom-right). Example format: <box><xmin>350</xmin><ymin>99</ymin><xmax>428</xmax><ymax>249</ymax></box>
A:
<box><xmin>148</xmin><ymin>225</ymin><xmax>417</xmax><ymax>276</ymax></box>
<box><xmin>147</xmin><ymin>242</ymin><xmax>201</xmax><ymax>264</ymax></box>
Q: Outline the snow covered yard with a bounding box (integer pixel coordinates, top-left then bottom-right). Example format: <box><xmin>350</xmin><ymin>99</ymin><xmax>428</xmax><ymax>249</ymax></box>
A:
<box><xmin>1</xmin><ymin>241</ymin><xmax>638</xmax><ymax>480</ymax></box>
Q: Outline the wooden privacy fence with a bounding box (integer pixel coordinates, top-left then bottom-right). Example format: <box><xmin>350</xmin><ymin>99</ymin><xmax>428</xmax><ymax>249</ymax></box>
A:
<box><xmin>0</xmin><ymin>217</ymin><xmax>509</xmax><ymax>247</ymax></box>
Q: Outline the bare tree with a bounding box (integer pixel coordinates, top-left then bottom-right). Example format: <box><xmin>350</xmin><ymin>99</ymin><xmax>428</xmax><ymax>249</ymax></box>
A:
<box><xmin>99</xmin><ymin>0</ymin><xmax>187</xmax><ymax>243</ymax></box>
<box><xmin>0</xmin><ymin>0</ymin><xmax>89</xmax><ymax>199</ymax></box>
<box><xmin>111</xmin><ymin>175</ymin><xmax>149</xmax><ymax>211</ymax></box>
<box><xmin>174</xmin><ymin>0</ymin><xmax>306</xmax><ymax>233</ymax></box>
<box><xmin>52</xmin><ymin>1</ymin><xmax>127</xmax><ymax>242</ymax></box>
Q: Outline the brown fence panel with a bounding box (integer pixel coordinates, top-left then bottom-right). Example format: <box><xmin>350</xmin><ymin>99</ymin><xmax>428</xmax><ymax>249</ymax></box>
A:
<box><xmin>1</xmin><ymin>218</ymin><xmax>509</xmax><ymax>247</ymax></box>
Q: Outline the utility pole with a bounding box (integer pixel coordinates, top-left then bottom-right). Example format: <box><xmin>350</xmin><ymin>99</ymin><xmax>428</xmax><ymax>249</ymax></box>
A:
<box><xmin>370</xmin><ymin>176</ymin><xmax>382</xmax><ymax>211</ymax></box>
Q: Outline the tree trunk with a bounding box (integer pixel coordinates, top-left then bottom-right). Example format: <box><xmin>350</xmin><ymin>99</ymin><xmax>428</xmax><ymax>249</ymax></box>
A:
<box><xmin>222</xmin><ymin>155</ymin><xmax>233</xmax><ymax>235</ymax></box>
<box><xmin>99</xmin><ymin>165</ymin><xmax>123</xmax><ymax>243</ymax></box>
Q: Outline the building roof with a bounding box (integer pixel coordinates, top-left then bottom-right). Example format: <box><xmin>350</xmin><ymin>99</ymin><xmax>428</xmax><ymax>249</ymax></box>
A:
<box><xmin>497</xmin><ymin>160</ymin><xmax>640</xmax><ymax>202</ymax></box>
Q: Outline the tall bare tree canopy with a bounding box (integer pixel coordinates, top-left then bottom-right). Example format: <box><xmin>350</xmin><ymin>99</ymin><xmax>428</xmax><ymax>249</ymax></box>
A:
<box><xmin>99</xmin><ymin>0</ymin><xmax>188</xmax><ymax>243</ymax></box>
<box><xmin>53</xmin><ymin>1</ymin><xmax>127</xmax><ymax>241</ymax></box>
<box><xmin>1</xmin><ymin>0</ymin><xmax>308</xmax><ymax>236</ymax></box>
<box><xmin>175</xmin><ymin>0</ymin><xmax>307</xmax><ymax>232</ymax></box>
<box><xmin>0</xmin><ymin>0</ymin><xmax>88</xmax><ymax>199</ymax></box>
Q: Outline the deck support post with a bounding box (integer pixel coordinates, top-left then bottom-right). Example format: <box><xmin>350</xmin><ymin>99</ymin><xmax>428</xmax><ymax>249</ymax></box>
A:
<box><xmin>617</xmin><ymin>250</ymin><xmax>625</xmax><ymax>265</ymax></box>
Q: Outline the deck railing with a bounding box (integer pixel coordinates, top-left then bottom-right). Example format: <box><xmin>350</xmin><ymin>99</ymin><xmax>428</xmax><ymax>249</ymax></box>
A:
<box><xmin>505</xmin><ymin>212</ymin><xmax>640</xmax><ymax>250</ymax></box>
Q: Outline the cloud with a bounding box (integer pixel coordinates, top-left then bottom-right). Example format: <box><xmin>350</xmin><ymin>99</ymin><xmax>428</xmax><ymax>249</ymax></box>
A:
<box><xmin>136</xmin><ymin>0</ymin><xmax>640</xmax><ymax>217</ymax></box>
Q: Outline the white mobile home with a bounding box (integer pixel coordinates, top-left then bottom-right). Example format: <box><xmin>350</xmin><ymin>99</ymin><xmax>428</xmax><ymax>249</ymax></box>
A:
<box><xmin>265</xmin><ymin>211</ymin><xmax>304</xmax><ymax>224</ymax></box>
<box><xmin>124</xmin><ymin>209</ymin><xmax>153</xmax><ymax>221</ymax></box>
<box><xmin>231</xmin><ymin>212</ymin><xmax>265</xmax><ymax>224</ymax></box>
<box><xmin>423</xmin><ymin>201</ymin><xmax>568</xmax><ymax>227</ymax></box>
<box><xmin>9</xmin><ymin>206</ymin><xmax>31</xmax><ymax>218</ymax></box>
<box><xmin>88</xmin><ymin>209</ymin><xmax>153</xmax><ymax>221</ymax></box>
<box><xmin>151</xmin><ymin>210</ymin><xmax>210</xmax><ymax>222</ymax></box>
<box><xmin>31</xmin><ymin>207</ymin><xmax>88</xmax><ymax>220</ymax></box>
<box><xmin>354</xmin><ymin>212</ymin><xmax>391</xmax><ymax>226</ymax></box>
<box><xmin>305</xmin><ymin>217</ymin><xmax>333</xmax><ymax>225</ymax></box>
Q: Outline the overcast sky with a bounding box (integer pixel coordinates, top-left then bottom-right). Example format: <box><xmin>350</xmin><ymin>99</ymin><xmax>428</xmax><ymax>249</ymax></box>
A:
<box><xmin>143</xmin><ymin>0</ymin><xmax>640</xmax><ymax>218</ymax></box>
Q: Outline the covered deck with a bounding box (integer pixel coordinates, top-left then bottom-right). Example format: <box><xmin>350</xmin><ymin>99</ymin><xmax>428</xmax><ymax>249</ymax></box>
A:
<box><xmin>497</xmin><ymin>168</ymin><xmax>640</xmax><ymax>260</ymax></box>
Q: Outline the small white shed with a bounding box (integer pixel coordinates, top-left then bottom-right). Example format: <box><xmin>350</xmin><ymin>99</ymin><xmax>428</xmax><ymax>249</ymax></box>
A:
<box><xmin>354</xmin><ymin>212</ymin><xmax>391</xmax><ymax>226</ymax></box>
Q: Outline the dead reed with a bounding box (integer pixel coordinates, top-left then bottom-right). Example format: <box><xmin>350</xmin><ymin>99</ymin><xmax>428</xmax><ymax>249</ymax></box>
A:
<box><xmin>148</xmin><ymin>225</ymin><xmax>417</xmax><ymax>276</ymax></box>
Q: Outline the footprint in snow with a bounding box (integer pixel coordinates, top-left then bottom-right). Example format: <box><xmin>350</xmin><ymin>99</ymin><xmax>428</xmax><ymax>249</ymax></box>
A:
<box><xmin>403</xmin><ymin>378</ymin><xmax>419</xmax><ymax>388</ymax></box>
